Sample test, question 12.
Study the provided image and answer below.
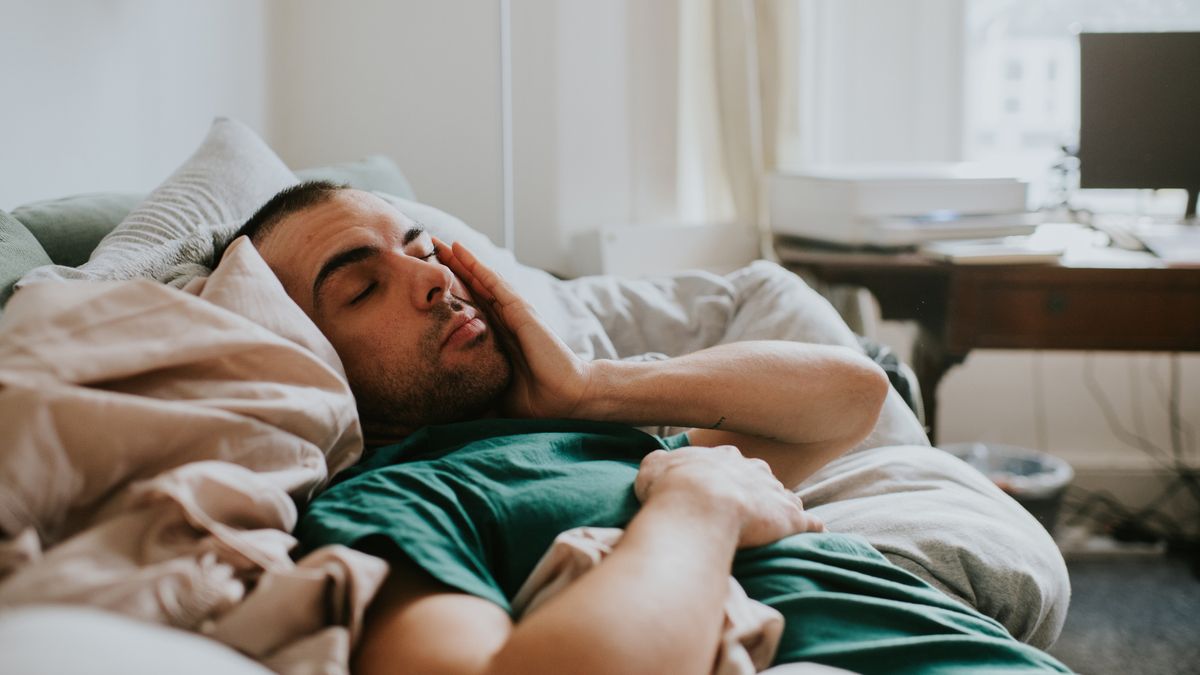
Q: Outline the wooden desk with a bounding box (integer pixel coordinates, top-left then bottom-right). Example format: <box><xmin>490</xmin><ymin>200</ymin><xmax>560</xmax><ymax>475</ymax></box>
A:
<box><xmin>777</xmin><ymin>239</ymin><xmax>1200</xmax><ymax>441</ymax></box>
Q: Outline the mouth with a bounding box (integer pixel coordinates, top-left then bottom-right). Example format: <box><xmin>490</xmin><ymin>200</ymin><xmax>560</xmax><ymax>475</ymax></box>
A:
<box><xmin>442</xmin><ymin>310</ymin><xmax>487</xmax><ymax>350</ymax></box>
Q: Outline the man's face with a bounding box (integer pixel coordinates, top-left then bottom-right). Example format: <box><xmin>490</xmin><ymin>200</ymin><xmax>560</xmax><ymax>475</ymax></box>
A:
<box><xmin>255</xmin><ymin>189</ymin><xmax>511</xmax><ymax>436</ymax></box>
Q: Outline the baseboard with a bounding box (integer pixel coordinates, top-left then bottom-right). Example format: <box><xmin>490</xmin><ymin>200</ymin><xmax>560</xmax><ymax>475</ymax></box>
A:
<box><xmin>1067</xmin><ymin>465</ymin><xmax>1197</xmax><ymax>525</ymax></box>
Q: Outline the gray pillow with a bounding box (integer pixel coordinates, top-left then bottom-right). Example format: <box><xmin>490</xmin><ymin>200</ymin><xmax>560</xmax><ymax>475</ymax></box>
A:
<box><xmin>17</xmin><ymin>118</ymin><xmax>296</xmax><ymax>289</ymax></box>
<box><xmin>0</xmin><ymin>209</ymin><xmax>53</xmax><ymax>311</ymax></box>
<box><xmin>11</xmin><ymin>158</ymin><xmax>417</xmax><ymax>270</ymax></box>
<box><xmin>296</xmin><ymin>155</ymin><xmax>415</xmax><ymax>201</ymax></box>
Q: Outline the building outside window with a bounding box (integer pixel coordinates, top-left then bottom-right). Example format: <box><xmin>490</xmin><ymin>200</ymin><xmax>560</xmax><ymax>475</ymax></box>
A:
<box><xmin>962</xmin><ymin>0</ymin><xmax>1200</xmax><ymax>212</ymax></box>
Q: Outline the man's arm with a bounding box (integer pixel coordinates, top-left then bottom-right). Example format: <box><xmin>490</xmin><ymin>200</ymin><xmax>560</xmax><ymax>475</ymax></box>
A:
<box><xmin>437</xmin><ymin>240</ymin><xmax>888</xmax><ymax>486</ymax></box>
<box><xmin>355</xmin><ymin>445</ymin><xmax>820</xmax><ymax>675</ymax></box>
<box><xmin>578</xmin><ymin>341</ymin><xmax>888</xmax><ymax>486</ymax></box>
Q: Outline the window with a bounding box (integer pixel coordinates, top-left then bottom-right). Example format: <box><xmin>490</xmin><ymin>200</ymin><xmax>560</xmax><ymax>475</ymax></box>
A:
<box><xmin>963</xmin><ymin>0</ymin><xmax>1200</xmax><ymax>210</ymax></box>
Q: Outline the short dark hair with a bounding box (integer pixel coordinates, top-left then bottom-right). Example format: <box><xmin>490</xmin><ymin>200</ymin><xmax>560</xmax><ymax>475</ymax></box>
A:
<box><xmin>216</xmin><ymin>180</ymin><xmax>348</xmax><ymax>262</ymax></box>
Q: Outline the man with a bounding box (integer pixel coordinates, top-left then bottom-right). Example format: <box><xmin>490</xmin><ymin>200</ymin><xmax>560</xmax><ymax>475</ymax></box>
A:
<box><xmin>235</xmin><ymin>182</ymin><xmax>1069</xmax><ymax>674</ymax></box>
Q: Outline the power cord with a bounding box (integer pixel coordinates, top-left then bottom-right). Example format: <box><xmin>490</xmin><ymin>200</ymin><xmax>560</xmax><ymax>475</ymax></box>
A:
<box><xmin>1079</xmin><ymin>353</ymin><xmax>1200</xmax><ymax>578</ymax></box>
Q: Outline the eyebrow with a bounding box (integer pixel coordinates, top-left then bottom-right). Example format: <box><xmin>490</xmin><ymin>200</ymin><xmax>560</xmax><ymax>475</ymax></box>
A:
<box><xmin>309</xmin><ymin>228</ymin><xmax>428</xmax><ymax>310</ymax></box>
<box><xmin>402</xmin><ymin>226</ymin><xmax>424</xmax><ymax>246</ymax></box>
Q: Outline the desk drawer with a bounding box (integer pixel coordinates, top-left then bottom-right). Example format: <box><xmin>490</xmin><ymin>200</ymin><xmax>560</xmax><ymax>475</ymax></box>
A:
<box><xmin>946</xmin><ymin>269</ymin><xmax>1200</xmax><ymax>351</ymax></box>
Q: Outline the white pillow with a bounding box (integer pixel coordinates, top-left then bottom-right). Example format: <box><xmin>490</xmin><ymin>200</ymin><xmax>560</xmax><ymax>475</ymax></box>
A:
<box><xmin>17</xmin><ymin>118</ymin><xmax>295</xmax><ymax>289</ymax></box>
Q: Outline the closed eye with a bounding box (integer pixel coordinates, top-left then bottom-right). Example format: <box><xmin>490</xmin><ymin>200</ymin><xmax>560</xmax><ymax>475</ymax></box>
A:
<box><xmin>348</xmin><ymin>281</ymin><xmax>378</xmax><ymax>306</ymax></box>
<box><xmin>419</xmin><ymin>244</ymin><xmax>440</xmax><ymax>262</ymax></box>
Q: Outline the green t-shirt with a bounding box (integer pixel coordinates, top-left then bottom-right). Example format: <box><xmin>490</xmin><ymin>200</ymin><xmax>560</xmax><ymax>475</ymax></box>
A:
<box><xmin>296</xmin><ymin>418</ymin><xmax>1069</xmax><ymax>674</ymax></box>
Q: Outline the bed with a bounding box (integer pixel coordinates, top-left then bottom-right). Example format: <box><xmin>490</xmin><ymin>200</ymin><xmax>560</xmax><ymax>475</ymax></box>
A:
<box><xmin>0</xmin><ymin>118</ymin><xmax>1069</xmax><ymax>674</ymax></box>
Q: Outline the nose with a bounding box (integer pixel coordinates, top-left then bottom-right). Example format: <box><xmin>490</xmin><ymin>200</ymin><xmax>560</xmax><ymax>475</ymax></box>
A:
<box><xmin>402</xmin><ymin>253</ymin><xmax>456</xmax><ymax>309</ymax></box>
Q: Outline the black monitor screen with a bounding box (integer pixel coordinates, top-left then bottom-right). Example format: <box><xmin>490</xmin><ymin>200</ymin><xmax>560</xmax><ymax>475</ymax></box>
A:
<box><xmin>1079</xmin><ymin>32</ymin><xmax>1200</xmax><ymax>215</ymax></box>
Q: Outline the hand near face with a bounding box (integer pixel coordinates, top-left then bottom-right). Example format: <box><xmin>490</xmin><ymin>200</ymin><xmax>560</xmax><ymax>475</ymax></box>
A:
<box><xmin>434</xmin><ymin>238</ymin><xmax>594</xmax><ymax>420</ymax></box>
<box><xmin>635</xmin><ymin>444</ymin><xmax>824</xmax><ymax>549</ymax></box>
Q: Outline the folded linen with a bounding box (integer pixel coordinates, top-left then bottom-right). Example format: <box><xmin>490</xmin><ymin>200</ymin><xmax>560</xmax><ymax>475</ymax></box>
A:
<box><xmin>513</xmin><ymin>526</ymin><xmax>785</xmax><ymax>675</ymax></box>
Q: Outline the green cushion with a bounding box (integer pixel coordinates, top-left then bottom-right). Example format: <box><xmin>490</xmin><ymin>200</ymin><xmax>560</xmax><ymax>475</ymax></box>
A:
<box><xmin>0</xmin><ymin>208</ymin><xmax>54</xmax><ymax>310</ymax></box>
<box><xmin>296</xmin><ymin>155</ymin><xmax>416</xmax><ymax>200</ymax></box>
<box><xmin>12</xmin><ymin>193</ymin><xmax>143</xmax><ymax>267</ymax></box>
<box><xmin>10</xmin><ymin>156</ymin><xmax>415</xmax><ymax>267</ymax></box>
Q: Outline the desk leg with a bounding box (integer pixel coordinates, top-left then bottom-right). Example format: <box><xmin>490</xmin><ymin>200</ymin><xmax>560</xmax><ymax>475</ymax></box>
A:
<box><xmin>911</xmin><ymin>328</ymin><xmax>965</xmax><ymax>445</ymax></box>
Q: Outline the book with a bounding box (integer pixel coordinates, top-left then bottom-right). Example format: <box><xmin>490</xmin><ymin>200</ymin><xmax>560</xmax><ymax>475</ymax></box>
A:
<box><xmin>918</xmin><ymin>236</ymin><xmax>1064</xmax><ymax>264</ymax></box>
<box><xmin>1133</xmin><ymin>224</ymin><xmax>1200</xmax><ymax>267</ymax></box>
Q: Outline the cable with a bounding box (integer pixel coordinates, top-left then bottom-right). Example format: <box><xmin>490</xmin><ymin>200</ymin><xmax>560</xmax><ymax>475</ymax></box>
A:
<box><xmin>1077</xmin><ymin>353</ymin><xmax>1200</xmax><ymax>552</ymax></box>
<box><xmin>1083</xmin><ymin>353</ymin><xmax>1175</xmax><ymax>470</ymax></box>
<box><xmin>1061</xmin><ymin>485</ymin><xmax>1190</xmax><ymax>542</ymax></box>
<box><xmin>1166</xmin><ymin>354</ymin><xmax>1197</xmax><ymax>460</ymax></box>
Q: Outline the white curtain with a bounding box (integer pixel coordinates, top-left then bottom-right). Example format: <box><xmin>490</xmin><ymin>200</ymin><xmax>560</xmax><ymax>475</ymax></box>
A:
<box><xmin>676</xmin><ymin>0</ymin><xmax>800</xmax><ymax>253</ymax></box>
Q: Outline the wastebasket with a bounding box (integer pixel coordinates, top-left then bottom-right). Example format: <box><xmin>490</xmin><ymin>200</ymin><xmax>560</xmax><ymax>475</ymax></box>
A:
<box><xmin>940</xmin><ymin>442</ymin><xmax>1075</xmax><ymax>533</ymax></box>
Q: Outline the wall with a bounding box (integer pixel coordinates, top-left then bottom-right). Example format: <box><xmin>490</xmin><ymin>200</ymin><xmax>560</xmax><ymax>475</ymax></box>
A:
<box><xmin>266</xmin><ymin>0</ymin><xmax>506</xmax><ymax>246</ymax></box>
<box><xmin>0</xmin><ymin>0</ymin><xmax>508</xmax><ymax>250</ymax></box>
<box><xmin>0</xmin><ymin>0</ymin><xmax>269</xmax><ymax>209</ymax></box>
<box><xmin>0</xmin><ymin>1</ymin><xmax>695</xmax><ymax>272</ymax></box>
<box><xmin>511</xmin><ymin>0</ymin><xmax>682</xmax><ymax>273</ymax></box>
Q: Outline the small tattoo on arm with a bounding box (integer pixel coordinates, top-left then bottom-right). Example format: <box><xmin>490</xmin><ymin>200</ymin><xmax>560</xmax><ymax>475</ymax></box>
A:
<box><xmin>711</xmin><ymin>416</ymin><xmax>726</xmax><ymax>430</ymax></box>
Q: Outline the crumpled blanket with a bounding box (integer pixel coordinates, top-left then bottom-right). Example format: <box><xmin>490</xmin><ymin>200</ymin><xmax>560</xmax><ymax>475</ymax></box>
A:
<box><xmin>0</xmin><ymin>238</ymin><xmax>387</xmax><ymax>675</ymax></box>
<box><xmin>513</xmin><ymin>527</ymin><xmax>784</xmax><ymax>675</ymax></box>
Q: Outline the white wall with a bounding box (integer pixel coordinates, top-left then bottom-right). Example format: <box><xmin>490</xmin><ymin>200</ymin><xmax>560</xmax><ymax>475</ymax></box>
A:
<box><xmin>0</xmin><ymin>0</ymin><xmax>682</xmax><ymax>273</ymax></box>
<box><xmin>511</xmin><ymin>0</ymin><xmax>681</xmax><ymax>273</ymax></box>
<box><xmin>266</xmin><ymin>0</ymin><xmax>506</xmax><ymax>246</ymax></box>
<box><xmin>0</xmin><ymin>0</ymin><xmax>269</xmax><ymax>209</ymax></box>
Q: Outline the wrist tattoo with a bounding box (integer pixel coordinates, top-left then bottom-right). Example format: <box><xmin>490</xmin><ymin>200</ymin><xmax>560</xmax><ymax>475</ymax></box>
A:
<box><xmin>711</xmin><ymin>416</ymin><xmax>726</xmax><ymax>430</ymax></box>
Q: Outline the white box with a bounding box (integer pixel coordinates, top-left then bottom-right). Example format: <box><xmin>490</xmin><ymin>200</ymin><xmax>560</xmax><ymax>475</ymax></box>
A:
<box><xmin>570</xmin><ymin>224</ymin><xmax>759</xmax><ymax>277</ymax></box>
<box><xmin>769</xmin><ymin>163</ymin><xmax>1032</xmax><ymax>246</ymax></box>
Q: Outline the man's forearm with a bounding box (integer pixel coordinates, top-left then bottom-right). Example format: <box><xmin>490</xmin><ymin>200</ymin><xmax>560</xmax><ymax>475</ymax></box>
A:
<box><xmin>576</xmin><ymin>341</ymin><xmax>888</xmax><ymax>448</ymax></box>
<box><xmin>486</xmin><ymin>491</ymin><xmax>739</xmax><ymax>675</ymax></box>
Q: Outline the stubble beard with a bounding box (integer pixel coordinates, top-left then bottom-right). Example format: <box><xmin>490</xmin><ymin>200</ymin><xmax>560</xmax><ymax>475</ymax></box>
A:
<box><xmin>355</xmin><ymin>298</ymin><xmax>513</xmax><ymax>432</ymax></box>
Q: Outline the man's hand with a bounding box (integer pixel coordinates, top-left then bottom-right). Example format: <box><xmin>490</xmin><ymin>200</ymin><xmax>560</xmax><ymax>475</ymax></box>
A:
<box><xmin>634</xmin><ymin>444</ymin><xmax>824</xmax><ymax>549</ymax></box>
<box><xmin>435</xmin><ymin>238</ymin><xmax>593</xmax><ymax>419</ymax></box>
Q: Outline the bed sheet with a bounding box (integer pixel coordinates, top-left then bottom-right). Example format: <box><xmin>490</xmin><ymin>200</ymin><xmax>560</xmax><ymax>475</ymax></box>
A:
<box><xmin>0</xmin><ymin>239</ymin><xmax>385</xmax><ymax>675</ymax></box>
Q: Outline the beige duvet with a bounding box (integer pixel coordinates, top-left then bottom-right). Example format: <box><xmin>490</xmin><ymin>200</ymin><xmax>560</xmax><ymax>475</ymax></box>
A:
<box><xmin>0</xmin><ymin>239</ymin><xmax>387</xmax><ymax>675</ymax></box>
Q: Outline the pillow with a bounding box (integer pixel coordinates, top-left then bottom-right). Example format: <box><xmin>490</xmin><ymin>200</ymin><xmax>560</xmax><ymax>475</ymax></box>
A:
<box><xmin>10</xmin><ymin>158</ymin><xmax>417</xmax><ymax>268</ymax></box>
<box><xmin>0</xmin><ymin>209</ymin><xmax>53</xmax><ymax>310</ymax></box>
<box><xmin>296</xmin><ymin>155</ymin><xmax>415</xmax><ymax>200</ymax></box>
<box><xmin>11</xmin><ymin>193</ymin><xmax>143</xmax><ymax>267</ymax></box>
<box><xmin>13</xmin><ymin>142</ymin><xmax>420</xmax><ymax>287</ymax></box>
<box><xmin>16</xmin><ymin>117</ymin><xmax>296</xmax><ymax>289</ymax></box>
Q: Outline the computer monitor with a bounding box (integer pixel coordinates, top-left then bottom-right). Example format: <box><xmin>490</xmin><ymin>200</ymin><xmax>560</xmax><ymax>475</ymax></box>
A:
<box><xmin>1079</xmin><ymin>32</ymin><xmax>1200</xmax><ymax>219</ymax></box>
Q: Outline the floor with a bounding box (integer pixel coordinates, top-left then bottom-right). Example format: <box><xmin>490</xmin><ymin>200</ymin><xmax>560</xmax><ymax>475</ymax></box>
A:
<box><xmin>1048</xmin><ymin>554</ymin><xmax>1200</xmax><ymax>675</ymax></box>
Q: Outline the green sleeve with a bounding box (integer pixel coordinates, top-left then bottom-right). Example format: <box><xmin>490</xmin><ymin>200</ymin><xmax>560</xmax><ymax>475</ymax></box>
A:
<box><xmin>660</xmin><ymin>431</ymin><xmax>691</xmax><ymax>450</ymax></box>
